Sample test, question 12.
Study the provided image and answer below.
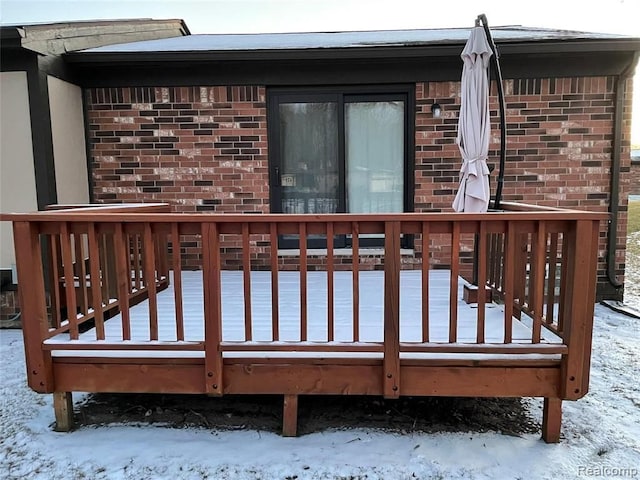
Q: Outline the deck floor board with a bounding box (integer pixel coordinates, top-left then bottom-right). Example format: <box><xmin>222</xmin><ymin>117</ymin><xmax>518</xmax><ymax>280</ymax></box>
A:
<box><xmin>47</xmin><ymin>270</ymin><xmax>562</xmax><ymax>358</ymax></box>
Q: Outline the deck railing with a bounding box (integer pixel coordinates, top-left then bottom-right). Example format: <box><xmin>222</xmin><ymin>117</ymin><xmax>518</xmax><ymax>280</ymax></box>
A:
<box><xmin>2</xmin><ymin>203</ymin><xmax>605</xmax><ymax>401</ymax></box>
<box><xmin>42</xmin><ymin>204</ymin><xmax>171</xmax><ymax>336</ymax></box>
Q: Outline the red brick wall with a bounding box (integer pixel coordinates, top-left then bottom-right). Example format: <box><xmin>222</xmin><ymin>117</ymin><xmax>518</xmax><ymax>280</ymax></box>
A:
<box><xmin>416</xmin><ymin>78</ymin><xmax>618</xmax><ymax>209</ymax></box>
<box><xmin>87</xmin><ymin>78</ymin><xmax>631</xmax><ymax>294</ymax></box>
<box><xmin>89</xmin><ymin>86</ymin><xmax>269</xmax><ymax>213</ymax></box>
<box><xmin>631</xmin><ymin>161</ymin><xmax>640</xmax><ymax>196</ymax></box>
<box><xmin>88</xmin><ymin>86</ymin><xmax>270</xmax><ymax>269</ymax></box>
<box><xmin>416</xmin><ymin>76</ymin><xmax>631</xmax><ymax>294</ymax></box>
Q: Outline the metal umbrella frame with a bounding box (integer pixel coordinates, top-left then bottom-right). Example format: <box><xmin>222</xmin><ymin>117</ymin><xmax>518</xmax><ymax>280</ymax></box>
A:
<box><xmin>475</xmin><ymin>14</ymin><xmax>507</xmax><ymax>210</ymax></box>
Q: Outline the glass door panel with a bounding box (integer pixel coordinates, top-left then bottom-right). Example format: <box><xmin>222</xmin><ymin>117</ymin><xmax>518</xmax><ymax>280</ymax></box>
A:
<box><xmin>279</xmin><ymin>102</ymin><xmax>339</xmax><ymax>215</ymax></box>
<box><xmin>345</xmin><ymin>101</ymin><xmax>404</xmax><ymax>242</ymax></box>
<box><xmin>278</xmin><ymin>102</ymin><xmax>340</xmax><ymax>248</ymax></box>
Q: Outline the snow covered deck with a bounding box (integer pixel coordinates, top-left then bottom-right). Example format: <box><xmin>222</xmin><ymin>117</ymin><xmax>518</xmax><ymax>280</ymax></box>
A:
<box><xmin>45</xmin><ymin>270</ymin><xmax>562</xmax><ymax>360</ymax></box>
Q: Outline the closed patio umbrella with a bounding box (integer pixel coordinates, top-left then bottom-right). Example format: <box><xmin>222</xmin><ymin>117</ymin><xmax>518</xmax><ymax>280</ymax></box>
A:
<box><xmin>452</xmin><ymin>25</ymin><xmax>493</xmax><ymax>212</ymax></box>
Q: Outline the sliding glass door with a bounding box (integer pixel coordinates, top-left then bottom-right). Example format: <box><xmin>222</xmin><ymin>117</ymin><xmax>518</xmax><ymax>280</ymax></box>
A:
<box><xmin>268</xmin><ymin>87</ymin><xmax>413</xmax><ymax>248</ymax></box>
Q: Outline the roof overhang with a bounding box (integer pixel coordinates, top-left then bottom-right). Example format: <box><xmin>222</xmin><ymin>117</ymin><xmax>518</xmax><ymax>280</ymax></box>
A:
<box><xmin>58</xmin><ymin>27</ymin><xmax>640</xmax><ymax>87</ymax></box>
<box><xmin>66</xmin><ymin>39</ymin><xmax>640</xmax><ymax>65</ymax></box>
<box><xmin>65</xmin><ymin>27</ymin><xmax>640</xmax><ymax>65</ymax></box>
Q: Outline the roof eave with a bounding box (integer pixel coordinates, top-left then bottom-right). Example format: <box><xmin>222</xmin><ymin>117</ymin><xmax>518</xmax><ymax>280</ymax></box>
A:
<box><xmin>0</xmin><ymin>26</ymin><xmax>26</xmax><ymax>49</ymax></box>
<box><xmin>64</xmin><ymin>38</ymin><xmax>640</xmax><ymax>64</ymax></box>
<box><xmin>66</xmin><ymin>44</ymin><xmax>460</xmax><ymax>63</ymax></box>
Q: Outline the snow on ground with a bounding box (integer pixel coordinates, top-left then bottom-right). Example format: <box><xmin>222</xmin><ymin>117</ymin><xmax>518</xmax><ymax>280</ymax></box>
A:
<box><xmin>1</xmin><ymin>303</ymin><xmax>639</xmax><ymax>480</ymax></box>
<box><xmin>625</xmin><ymin>231</ymin><xmax>640</xmax><ymax>312</ymax></box>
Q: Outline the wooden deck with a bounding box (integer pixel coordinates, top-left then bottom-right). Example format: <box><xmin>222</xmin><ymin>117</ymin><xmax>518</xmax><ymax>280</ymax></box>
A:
<box><xmin>0</xmin><ymin>203</ymin><xmax>606</xmax><ymax>442</ymax></box>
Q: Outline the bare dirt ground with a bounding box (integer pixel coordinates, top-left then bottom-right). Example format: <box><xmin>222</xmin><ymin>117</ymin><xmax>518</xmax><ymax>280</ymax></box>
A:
<box><xmin>75</xmin><ymin>393</ymin><xmax>540</xmax><ymax>437</ymax></box>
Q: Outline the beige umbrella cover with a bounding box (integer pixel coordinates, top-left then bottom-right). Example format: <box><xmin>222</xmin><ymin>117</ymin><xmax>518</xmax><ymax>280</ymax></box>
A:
<box><xmin>452</xmin><ymin>26</ymin><xmax>493</xmax><ymax>212</ymax></box>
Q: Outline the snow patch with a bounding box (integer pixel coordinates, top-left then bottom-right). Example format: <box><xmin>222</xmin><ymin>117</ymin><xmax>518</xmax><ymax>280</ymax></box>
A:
<box><xmin>1</xmin><ymin>302</ymin><xmax>639</xmax><ymax>479</ymax></box>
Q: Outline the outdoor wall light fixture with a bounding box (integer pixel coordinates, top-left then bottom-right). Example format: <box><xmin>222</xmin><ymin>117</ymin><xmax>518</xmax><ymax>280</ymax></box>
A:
<box><xmin>431</xmin><ymin>102</ymin><xmax>442</xmax><ymax>118</ymax></box>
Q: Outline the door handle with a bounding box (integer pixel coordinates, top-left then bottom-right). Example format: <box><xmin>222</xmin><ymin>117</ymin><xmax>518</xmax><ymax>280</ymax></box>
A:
<box><xmin>274</xmin><ymin>167</ymin><xmax>281</xmax><ymax>187</ymax></box>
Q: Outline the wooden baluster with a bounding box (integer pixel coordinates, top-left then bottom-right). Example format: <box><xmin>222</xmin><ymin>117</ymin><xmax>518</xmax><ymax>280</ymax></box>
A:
<box><xmin>299</xmin><ymin>223</ymin><xmax>308</xmax><ymax>341</ymax></box>
<box><xmin>99</xmin><ymin>234</ymin><xmax>110</xmax><ymax>305</ymax></box>
<box><xmin>202</xmin><ymin>222</ymin><xmax>223</xmax><ymax>395</ymax></box>
<box><xmin>513</xmin><ymin>232</ymin><xmax>528</xmax><ymax>320</ymax></box>
<box><xmin>143</xmin><ymin>223</ymin><xmax>158</xmax><ymax>341</ymax></box>
<box><xmin>60</xmin><ymin>223</ymin><xmax>79</xmax><ymax>339</ymax></box>
<box><xmin>113</xmin><ymin>224</ymin><xmax>131</xmax><ymax>340</ymax></box>
<box><xmin>449</xmin><ymin>223</ymin><xmax>460</xmax><ymax>343</ymax></box>
<box><xmin>171</xmin><ymin>223</ymin><xmax>184</xmax><ymax>341</ymax></box>
<box><xmin>156</xmin><ymin>229</ymin><xmax>169</xmax><ymax>283</ymax></box>
<box><xmin>503</xmin><ymin>223</ymin><xmax>516</xmax><ymax>343</ymax></box>
<box><xmin>546</xmin><ymin>233</ymin><xmax>559</xmax><ymax>326</ymax></box>
<box><xmin>383</xmin><ymin>221</ymin><xmax>401</xmax><ymax>398</ymax></box>
<box><xmin>495</xmin><ymin>233</ymin><xmax>504</xmax><ymax>291</ymax></box>
<box><xmin>558</xmin><ymin>233</ymin><xmax>569</xmax><ymax>334</ymax></box>
<box><xmin>326</xmin><ymin>222</ymin><xmax>335</xmax><ymax>342</ymax></box>
<box><xmin>531</xmin><ymin>222</ymin><xmax>546</xmax><ymax>343</ymax></box>
<box><xmin>242</xmin><ymin>222</ymin><xmax>252</xmax><ymax>341</ymax></box>
<box><xmin>524</xmin><ymin>233</ymin><xmax>533</xmax><ymax>312</ymax></box>
<box><xmin>133</xmin><ymin>234</ymin><xmax>142</xmax><ymax>292</ymax></box>
<box><xmin>74</xmin><ymin>231</ymin><xmax>89</xmax><ymax>316</ymax></box>
<box><xmin>487</xmin><ymin>234</ymin><xmax>496</xmax><ymax>290</ymax></box>
<box><xmin>88</xmin><ymin>224</ymin><xmax>105</xmax><ymax>340</ymax></box>
<box><xmin>270</xmin><ymin>223</ymin><xmax>279</xmax><ymax>341</ymax></box>
<box><xmin>352</xmin><ymin>222</ymin><xmax>360</xmax><ymax>342</ymax></box>
<box><xmin>48</xmin><ymin>235</ymin><xmax>62</xmax><ymax>329</ymax></box>
<box><xmin>421</xmin><ymin>222</ymin><xmax>430</xmax><ymax>343</ymax></box>
<box><xmin>104</xmin><ymin>232</ymin><xmax>118</xmax><ymax>301</ymax></box>
<box><xmin>476</xmin><ymin>222</ymin><xmax>487</xmax><ymax>344</ymax></box>
<box><xmin>127</xmin><ymin>235</ymin><xmax>134</xmax><ymax>293</ymax></box>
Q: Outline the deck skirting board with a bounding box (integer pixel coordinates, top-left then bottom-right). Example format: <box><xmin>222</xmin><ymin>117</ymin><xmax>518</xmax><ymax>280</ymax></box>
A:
<box><xmin>52</xmin><ymin>361</ymin><xmax>560</xmax><ymax>397</ymax></box>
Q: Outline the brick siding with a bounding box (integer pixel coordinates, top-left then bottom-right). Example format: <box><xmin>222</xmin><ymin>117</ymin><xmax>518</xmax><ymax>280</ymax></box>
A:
<box><xmin>87</xmin><ymin>77</ymin><xmax>633</xmax><ymax>296</ymax></box>
<box><xmin>88</xmin><ymin>86</ymin><xmax>269</xmax><ymax>269</ymax></box>
<box><xmin>415</xmin><ymin>77</ymin><xmax>632</xmax><ymax>295</ymax></box>
<box><xmin>631</xmin><ymin>161</ymin><xmax>640</xmax><ymax>196</ymax></box>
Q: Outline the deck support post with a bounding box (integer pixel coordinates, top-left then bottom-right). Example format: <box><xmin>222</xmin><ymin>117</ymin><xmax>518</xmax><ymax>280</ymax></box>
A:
<box><xmin>542</xmin><ymin>397</ymin><xmax>562</xmax><ymax>443</ymax></box>
<box><xmin>53</xmin><ymin>392</ymin><xmax>74</xmax><ymax>432</ymax></box>
<box><xmin>13</xmin><ymin>221</ymin><xmax>54</xmax><ymax>393</ymax></box>
<box><xmin>202</xmin><ymin>222</ymin><xmax>223</xmax><ymax>396</ymax></box>
<box><xmin>383</xmin><ymin>221</ymin><xmax>401</xmax><ymax>399</ymax></box>
<box><xmin>282</xmin><ymin>394</ymin><xmax>298</xmax><ymax>437</ymax></box>
<box><xmin>561</xmin><ymin>220</ymin><xmax>599</xmax><ymax>400</ymax></box>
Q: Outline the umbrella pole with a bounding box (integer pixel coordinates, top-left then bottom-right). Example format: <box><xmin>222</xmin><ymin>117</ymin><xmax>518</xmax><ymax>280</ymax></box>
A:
<box><xmin>477</xmin><ymin>14</ymin><xmax>507</xmax><ymax>210</ymax></box>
